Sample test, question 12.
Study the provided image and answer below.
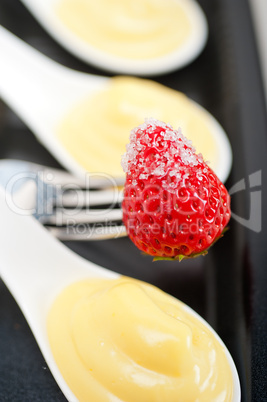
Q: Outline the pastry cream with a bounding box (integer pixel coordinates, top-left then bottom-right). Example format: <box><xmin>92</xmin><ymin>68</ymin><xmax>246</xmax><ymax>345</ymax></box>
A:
<box><xmin>56</xmin><ymin>76</ymin><xmax>219</xmax><ymax>178</ymax></box>
<box><xmin>47</xmin><ymin>276</ymin><xmax>233</xmax><ymax>401</ymax></box>
<box><xmin>55</xmin><ymin>0</ymin><xmax>192</xmax><ymax>60</ymax></box>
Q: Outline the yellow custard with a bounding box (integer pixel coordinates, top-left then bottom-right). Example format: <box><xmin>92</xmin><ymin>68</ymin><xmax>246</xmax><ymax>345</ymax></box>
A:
<box><xmin>55</xmin><ymin>0</ymin><xmax>192</xmax><ymax>60</ymax></box>
<box><xmin>56</xmin><ymin>77</ymin><xmax>218</xmax><ymax>178</ymax></box>
<box><xmin>47</xmin><ymin>277</ymin><xmax>233</xmax><ymax>402</ymax></box>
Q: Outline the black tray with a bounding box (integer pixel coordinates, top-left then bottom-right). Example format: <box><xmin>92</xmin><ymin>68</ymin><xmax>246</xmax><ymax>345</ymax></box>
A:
<box><xmin>0</xmin><ymin>0</ymin><xmax>266</xmax><ymax>401</ymax></box>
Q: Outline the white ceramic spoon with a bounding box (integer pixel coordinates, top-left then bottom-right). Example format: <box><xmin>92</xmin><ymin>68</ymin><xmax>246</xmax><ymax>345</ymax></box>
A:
<box><xmin>0</xmin><ymin>187</ymin><xmax>118</xmax><ymax>401</ymax></box>
<box><xmin>19</xmin><ymin>0</ymin><xmax>208</xmax><ymax>76</ymax></box>
<box><xmin>0</xmin><ymin>26</ymin><xmax>232</xmax><ymax>183</ymax></box>
<box><xmin>0</xmin><ymin>187</ymin><xmax>241</xmax><ymax>401</ymax></box>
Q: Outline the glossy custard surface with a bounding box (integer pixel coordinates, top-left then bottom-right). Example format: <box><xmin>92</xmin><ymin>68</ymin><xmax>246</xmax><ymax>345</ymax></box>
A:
<box><xmin>55</xmin><ymin>0</ymin><xmax>192</xmax><ymax>60</ymax></box>
<box><xmin>47</xmin><ymin>277</ymin><xmax>233</xmax><ymax>401</ymax></box>
<box><xmin>56</xmin><ymin>77</ymin><xmax>219</xmax><ymax>177</ymax></box>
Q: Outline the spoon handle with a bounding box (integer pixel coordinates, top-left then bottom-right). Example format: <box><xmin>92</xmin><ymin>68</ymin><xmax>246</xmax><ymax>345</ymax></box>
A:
<box><xmin>0</xmin><ymin>25</ymin><xmax>107</xmax><ymax>134</ymax></box>
<box><xmin>0</xmin><ymin>25</ymin><xmax>61</xmax><ymax>125</ymax></box>
<box><xmin>0</xmin><ymin>188</ymin><xmax>116</xmax><ymax>319</ymax></box>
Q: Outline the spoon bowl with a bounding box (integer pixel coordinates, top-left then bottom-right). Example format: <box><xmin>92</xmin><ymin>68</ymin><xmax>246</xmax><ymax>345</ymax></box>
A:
<box><xmin>20</xmin><ymin>0</ymin><xmax>208</xmax><ymax>76</ymax></box>
<box><xmin>0</xmin><ymin>186</ymin><xmax>240</xmax><ymax>401</ymax></box>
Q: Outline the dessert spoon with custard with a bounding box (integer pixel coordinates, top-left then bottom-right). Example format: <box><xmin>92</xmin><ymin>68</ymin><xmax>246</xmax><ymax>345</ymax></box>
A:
<box><xmin>0</xmin><ymin>186</ymin><xmax>240</xmax><ymax>401</ymax></box>
<box><xmin>0</xmin><ymin>26</ymin><xmax>232</xmax><ymax>184</ymax></box>
<box><xmin>19</xmin><ymin>0</ymin><xmax>208</xmax><ymax>76</ymax></box>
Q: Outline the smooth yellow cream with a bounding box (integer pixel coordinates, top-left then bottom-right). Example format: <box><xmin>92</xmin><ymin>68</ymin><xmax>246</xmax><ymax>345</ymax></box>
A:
<box><xmin>47</xmin><ymin>277</ymin><xmax>233</xmax><ymax>402</ymax></box>
<box><xmin>55</xmin><ymin>0</ymin><xmax>192</xmax><ymax>60</ymax></box>
<box><xmin>56</xmin><ymin>77</ymin><xmax>218</xmax><ymax>177</ymax></box>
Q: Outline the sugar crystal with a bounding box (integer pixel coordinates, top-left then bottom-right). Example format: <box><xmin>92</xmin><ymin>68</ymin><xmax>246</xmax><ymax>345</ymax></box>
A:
<box><xmin>121</xmin><ymin>118</ymin><xmax>204</xmax><ymax>192</ymax></box>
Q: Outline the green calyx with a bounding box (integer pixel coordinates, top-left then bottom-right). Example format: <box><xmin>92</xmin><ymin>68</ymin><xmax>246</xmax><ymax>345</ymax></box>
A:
<box><xmin>153</xmin><ymin>249</ymin><xmax>208</xmax><ymax>262</ymax></box>
<box><xmin>151</xmin><ymin>226</ymin><xmax>229</xmax><ymax>262</ymax></box>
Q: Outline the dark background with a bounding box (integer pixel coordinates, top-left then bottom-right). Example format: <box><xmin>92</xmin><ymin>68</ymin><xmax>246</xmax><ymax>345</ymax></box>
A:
<box><xmin>0</xmin><ymin>0</ymin><xmax>266</xmax><ymax>400</ymax></box>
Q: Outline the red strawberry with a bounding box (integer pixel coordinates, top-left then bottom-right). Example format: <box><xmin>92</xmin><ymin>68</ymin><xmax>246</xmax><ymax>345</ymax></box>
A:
<box><xmin>121</xmin><ymin>118</ymin><xmax>231</xmax><ymax>260</ymax></box>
